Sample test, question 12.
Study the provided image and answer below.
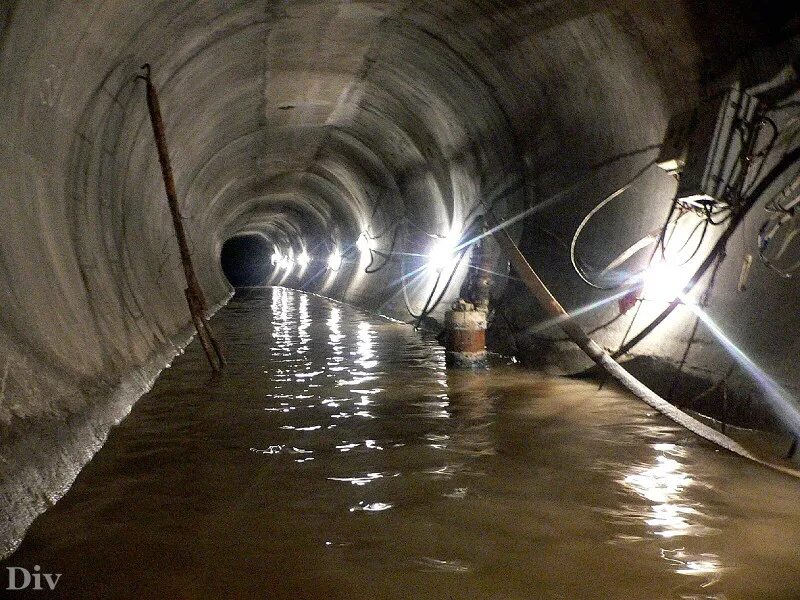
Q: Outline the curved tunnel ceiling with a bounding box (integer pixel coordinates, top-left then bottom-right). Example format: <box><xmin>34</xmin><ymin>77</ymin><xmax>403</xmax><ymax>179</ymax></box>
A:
<box><xmin>2</xmin><ymin>0</ymin><xmax>799</xmax><ymax>558</ymax></box>
<box><xmin>1</xmin><ymin>0</ymin><xmax>796</xmax><ymax>377</ymax></box>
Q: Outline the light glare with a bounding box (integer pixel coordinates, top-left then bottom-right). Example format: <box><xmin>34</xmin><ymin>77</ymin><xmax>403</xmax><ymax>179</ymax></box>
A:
<box><xmin>297</xmin><ymin>250</ymin><xmax>310</xmax><ymax>268</ymax></box>
<box><xmin>428</xmin><ymin>235</ymin><xmax>457</xmax><ymax>272</ymax></box>
<box><xmin>688</xmin><ymin>303</ymin><xmax>800</xmax><ymax>436</ymax></box>
<box><xmin>642</xmin><ymin>261</ymin><xmax>688</xmax><ymax>302</ymax></box>
<box><xmin>278</xmin><ymin>250</ymin><xmax>293</xmax><ymax>272</ymax></box>
<box><xmin>356</xmin><ymin>233</ymin><xmax>371</xmax><ymax>255</ymax></box>
<box><xmin>328</xmin><ymin>250</ymin><xmax>342</xmax><ymax>271</ymax></box>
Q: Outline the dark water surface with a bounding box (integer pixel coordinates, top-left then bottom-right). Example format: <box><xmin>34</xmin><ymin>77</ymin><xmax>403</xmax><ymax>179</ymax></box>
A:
<box><xmin>4</xmin><ymin>288</ymin><xmax>800</xmax><ymax>599</ymax></box>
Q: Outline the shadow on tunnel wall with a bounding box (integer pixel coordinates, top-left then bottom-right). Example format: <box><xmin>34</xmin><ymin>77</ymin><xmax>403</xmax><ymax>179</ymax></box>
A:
<box><xmin>684</xmin><ymin>0</ymin><xmax>800</xmax><ymax>84</ymax></box>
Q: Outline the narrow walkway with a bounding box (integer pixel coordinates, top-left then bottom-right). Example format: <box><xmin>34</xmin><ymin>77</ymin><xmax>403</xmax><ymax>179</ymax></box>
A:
<box><xmin>4</xmin><ymin>288</ymin><xmax>800</xmax><ymax>599</ymax></box>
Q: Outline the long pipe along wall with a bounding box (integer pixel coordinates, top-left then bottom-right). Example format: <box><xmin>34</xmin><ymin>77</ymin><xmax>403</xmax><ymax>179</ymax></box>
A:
<box><xmin>1</xmin><ymin>1</ymin><xmax>799</xmax><ymax>556</ymax></box>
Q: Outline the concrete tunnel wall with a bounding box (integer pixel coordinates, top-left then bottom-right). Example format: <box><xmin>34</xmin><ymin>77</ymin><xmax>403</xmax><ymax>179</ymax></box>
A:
<box><xmin>0</xmin><ymin>0</ymin><xmax>798</xmax><ymax>557</ymax></box>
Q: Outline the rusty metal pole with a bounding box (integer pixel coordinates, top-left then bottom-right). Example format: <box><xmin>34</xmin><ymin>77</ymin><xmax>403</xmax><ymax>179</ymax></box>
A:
<box><xmin>185</xmin><ymin>289</ymin><xmax>220</xmax><ymax>370</ymax></box>
<box><xmin>138</xmin><ymin>64</ymin><xmax>223</xmax><ymax>372</ymax></box>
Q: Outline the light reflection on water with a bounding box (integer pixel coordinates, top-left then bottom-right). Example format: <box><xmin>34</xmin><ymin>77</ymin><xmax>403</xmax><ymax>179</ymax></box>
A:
<box><xmin>258</xmin><ymin>288</ymin><xmax>768</xmax><ymax>597</ymax></box>
<box><xmin>616</xmin><ymin>442</ymin><xmax>724</xmax><ymax>588</ymax></box>
<box><xmin>328</xmin><ymin>472</ymin><xmax>399</xmax><ymax>486</ymax></box>
<box><xmin>623</xmin><ymin>450</ymin><xmax>702</xmax><ymax>538</ymax></box>
<box><xmin>298</xmin><ymin>293</ymin><xmax>310</xmax><ymax>354</ymax></box>
<box><xmin>6</xmin><ymin>287</ymin><xmax>800</xmax><ymax>600</ymax></box>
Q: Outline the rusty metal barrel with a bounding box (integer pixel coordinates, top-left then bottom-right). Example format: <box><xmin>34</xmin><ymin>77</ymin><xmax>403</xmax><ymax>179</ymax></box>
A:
<box><xmin>443</xmin><ymin>300</ymin><xmax>488</xmax><ymax>367</ymax></box>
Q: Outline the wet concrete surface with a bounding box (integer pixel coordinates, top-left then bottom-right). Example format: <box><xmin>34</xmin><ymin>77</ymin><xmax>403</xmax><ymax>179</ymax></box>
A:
<box><xmin>3</xmin><ymin>287</ymin><xmax>800</xmax><ymax>599</ymax></box>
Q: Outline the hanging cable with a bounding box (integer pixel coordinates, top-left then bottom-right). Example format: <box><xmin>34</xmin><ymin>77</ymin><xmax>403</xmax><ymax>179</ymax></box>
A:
<box><xmin>569</xmin><ymin>160</ymin><xmax>657</xmax><ymax>290</ymax></box>
<box><xmin>614</xmin><ymin>141</ymin><xmax>800</xmax><ymax>358</ymax></box>
<box><xmin>399</xmin><ymin>217</ymin><xmax>482</xmax><ymax>323</ymax></box>
<box><xmin>744</xmin><ymin>116</ymin><xmax>780</xmax><ymax>195</ymax></box>
<box><xmin>364</xmin><ymin>224</ymin><xmax>401</xmax><ymax>274</ymax></box>
<box><xmin>411</xmin><ymin>247</ymin><xmax>470</xmax><ymax>326</ymax></box>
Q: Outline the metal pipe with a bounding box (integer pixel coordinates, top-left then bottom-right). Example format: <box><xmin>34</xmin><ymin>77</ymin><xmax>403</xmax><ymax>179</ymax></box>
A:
<box><xmin>185</xmin><ymin>288</ymin><xmax>222</xmax><ymax>372</ymax></box>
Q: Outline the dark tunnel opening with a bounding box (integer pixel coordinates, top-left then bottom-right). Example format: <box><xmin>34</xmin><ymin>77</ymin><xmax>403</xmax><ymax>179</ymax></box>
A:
<box><xmin>220</xmin><ymin>234</ymin><xmax>274</xmax><ymax>288</ymax></box>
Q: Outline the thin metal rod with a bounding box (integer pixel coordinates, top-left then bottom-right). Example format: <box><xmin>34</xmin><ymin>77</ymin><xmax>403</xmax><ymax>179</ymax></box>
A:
<box><xmin>140</xmin><ymin>64</ymin><xmax>224</xmax><ymax>372</ymax></box>
<box><xmin>186</xmin><ymin>289</ymin><xmax>221</xmax><ymax>372</ymax></box>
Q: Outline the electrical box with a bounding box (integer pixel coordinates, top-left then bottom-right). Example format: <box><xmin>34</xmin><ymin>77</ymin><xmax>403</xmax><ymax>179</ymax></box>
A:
<box><xmin>657</xmin><ymin>83</ymin><xmax>759</xmax><ymax>204</ymax></box>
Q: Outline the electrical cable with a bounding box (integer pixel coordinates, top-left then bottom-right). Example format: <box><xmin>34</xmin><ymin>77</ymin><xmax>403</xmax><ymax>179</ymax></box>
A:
<box><xmin>406</xmin><ymin>270</ymin><xmax>443</xmax><ymax>321</ymax></box>
<box><xmin>666</xmin><ymin>252</ymin><xmax>726</xmax><ymax>402</ymax></box>
<box><xmin>758</xmin><ymin>203</ymin><xmax>800</xmax><ymax>277</ymax></box>
<box><xmin>613</xmin><ymin>142</ymin><xmax>800</xmax><ymax>359</ymax></box>
<box><xmin>758</xmin><ymin>152</ymin><xmax>800</xmax><ymax>277</ymax></box>
<box><xmin>399</xmin><ymin>216</ymin><xmax>482</xmax><ymax>323</ymax></box>
<box><xmin>646</xmin><ymin>116</ymin><xmax>779</xmax><ymax>271</ymax></box>
<box><xmin>657</xmin><ymin>199</ymin><xmax>683</xmax><ymax>259</ymax></box>
<box><xmin>675</xmin><ymin>216</ymin><xmax>708</xmax><ymax>255</ymax></box>
<box><xmin>364</xmin><ymin>224</ymin><xmax>401</xmax><ymax>274</ymax></box>
<box><xmin>614</xmin><ymin>111</ymin><xmax>780</xmax><ymax>352</ymax></box>
<box><xmin>385</xmin><ymin>143</ymin><xmax>665</xmax><ymax>322</ymax></box>
<box><xmin>569</xmin><ymin>160</ymin><xmax>657</xmax><ymax>290</ymax></box>
<box><xmin>413</xmin><ymin>215</ymin><xmax>485</xmax><ymax>321</ymax></box>
<box><xmin>412</xmin><ymin>247</ymin><xmax>470</xmax><ymax>327</ymax></box>
<box><xmin>486</xmin><ymin>207</ymin><xmax>800</xmax><ymax>477</ymax></box>
<box><xmin>399</xmin><ymin>226</ymin><xmax>440</xmax><ymax>321</ymax></box>
<box><xmin>744</xmin><ymin>116</ymin><xmax>779</xmax><ymax>195</ymax></box>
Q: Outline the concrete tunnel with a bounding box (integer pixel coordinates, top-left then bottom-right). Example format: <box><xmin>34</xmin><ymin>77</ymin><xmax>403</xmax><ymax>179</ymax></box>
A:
<box><xmin>2</xmin><ymin>1</ymin><xmax>800</xmax><ymax>596</ymax></box>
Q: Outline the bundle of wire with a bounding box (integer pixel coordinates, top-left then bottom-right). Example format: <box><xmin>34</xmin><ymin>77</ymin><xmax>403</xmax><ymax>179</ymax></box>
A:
<box><xmin>570</xmin><ymin>112</ymin><xmax>781</xmax><ymax>292</ymax></box>
<box><xmin>759</xmin><ymin>173</ymin><xmax>800</xmax><ymax>277</ymax></box>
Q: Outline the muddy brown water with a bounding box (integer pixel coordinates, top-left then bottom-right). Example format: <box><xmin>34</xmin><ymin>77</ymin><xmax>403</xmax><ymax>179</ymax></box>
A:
<box><xmin>3</xmin><ymin>287</ymin><xmax>800</xmax><ymax>599</ymax></box>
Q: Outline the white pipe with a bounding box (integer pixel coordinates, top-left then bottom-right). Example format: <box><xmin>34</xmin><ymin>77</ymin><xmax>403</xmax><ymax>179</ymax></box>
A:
<box><xmin>489</xmin><ymin>219</ymin><xmax>799</xmax><ymax>478</ymax></box>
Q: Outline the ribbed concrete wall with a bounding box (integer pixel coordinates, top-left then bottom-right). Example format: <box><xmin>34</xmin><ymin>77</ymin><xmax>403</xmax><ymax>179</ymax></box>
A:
<box><xmin>0</xmin><ymin>0</ymin><xmax>797</xmax><ymax>557</ymax></box>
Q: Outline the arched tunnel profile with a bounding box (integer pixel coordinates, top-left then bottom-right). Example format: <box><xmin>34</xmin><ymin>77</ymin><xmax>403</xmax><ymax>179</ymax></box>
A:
<box><xmin>2</xmin><ymin>1</ymin><xmax>800</xmax><ymax>597</ymax></box>
<box><xmin>220</xmin><ymin>234</ymin><xmax>274</xmax><ymax>287</ymax></box>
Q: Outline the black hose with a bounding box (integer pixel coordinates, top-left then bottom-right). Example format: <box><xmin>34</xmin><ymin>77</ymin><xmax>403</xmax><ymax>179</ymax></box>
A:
<box><xmin>365</xmin><ymin>224</ymin><xmax>400</xmax><ymax>274</ymax></box>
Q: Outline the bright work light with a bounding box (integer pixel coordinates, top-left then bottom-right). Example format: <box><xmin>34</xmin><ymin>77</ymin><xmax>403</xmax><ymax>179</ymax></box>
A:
<box><xmin>427</xmin><ymin>234</ymin><xmax>458</xmax><ymax>272</ymax></box>
<box><xmin>356</xmin><ymin>232</ymin><xmax>372</xmax><ymax>255</ymax></box>
<box><xmin>328</xmin><ymin>249</ymin><xmax>342</xmax><ymax>271</ymax></box>
<box><xmin>642</xmin><ymin>260</ymin><xmax>688</xmax><ymax>302</ymax></box>
<box><xmin>297</xmin><ymin>250</ymin><xmax>310</xmax><ymax>268</ymax></box>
